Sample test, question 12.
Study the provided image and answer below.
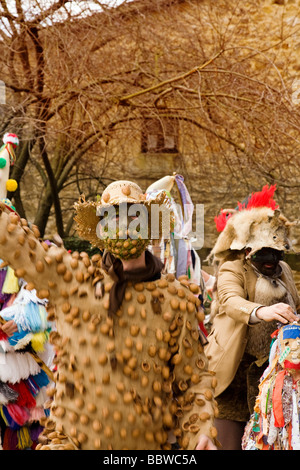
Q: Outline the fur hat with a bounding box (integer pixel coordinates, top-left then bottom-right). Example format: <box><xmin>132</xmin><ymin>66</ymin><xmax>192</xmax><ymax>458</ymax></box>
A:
<box><xmin>209</xmin><ymin>185</ymin><xmax>294</xmax><ymax>262</ymax></box>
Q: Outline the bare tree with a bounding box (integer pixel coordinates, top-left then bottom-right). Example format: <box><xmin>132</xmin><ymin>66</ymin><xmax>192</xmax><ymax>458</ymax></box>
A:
<box><xmin>0</xmin><ymin>0</ymin><xmax>300</xmax><ymax>243</ymax></box>
<box><xmin>0</xmin><ymin>0</ymin><xmax>131</xmax><ymax>237</ymax></box>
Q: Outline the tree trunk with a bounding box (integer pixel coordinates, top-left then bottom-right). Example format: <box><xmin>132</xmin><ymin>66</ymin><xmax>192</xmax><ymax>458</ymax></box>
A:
<box><xmin>39</xmin><ymin>138</ymin><xmax>64</xmax><ymax>238</ymax></box>
<box><xmin>33</xmin><ymin>186</ymin><xmax>53</xmax><ymax>237</ymax></box>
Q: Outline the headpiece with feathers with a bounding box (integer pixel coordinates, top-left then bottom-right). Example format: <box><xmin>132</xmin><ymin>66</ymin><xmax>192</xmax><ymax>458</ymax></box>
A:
<box><xmin>209</xmin><ymin>185</ymin><xmax>296</xmax><ymax>264</ymax></box>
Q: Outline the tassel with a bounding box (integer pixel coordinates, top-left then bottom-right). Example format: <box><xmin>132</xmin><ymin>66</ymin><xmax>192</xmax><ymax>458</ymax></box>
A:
<box><xmin>30</xmin><ymin>406</ymin><xmax>45</xmax><ymax>422</ymax></box>
<box><xmin>24</xmin><ymin>302</ymin><xmax>50</xmax><ymax>332</ymax></box>
<box><xmin>8</xmin><ymin>330</ymin><xmax>32</xmax><ymax>348</ymax></box>
<box><xmin>2</xmin><ymin>267</ymin><xmax>20</xmax><ymax>294</ymax></box>
<box><xmin>30</xmin><ymin>423</ymin><xmax>43</xmax><ymax>442</ymax></box>
<box><xmin>0</xmin><ymin>406</ymin><xmax>20</xmax><ymax>430</ymax></box>
<box><xmin>32</xmin><ymin>370</ymin><xmax>49</xmax><ymax>388</ymax></box>
<box><xmin>31</xmin><ymin>332</ymin><xmax>47</xmax><ymax>352</ymax></box>
<box><xmin>24</xmin><ymin>302</ymin><xmax>41</xmax><ymax>331</ymax></box>
<box><xmin>17</xmin><ymin>426</ymin><xmax>32</xmax><ymax>449</ymax></box>
<box><xmin>2</xmin><ymin>428</ymin><xmax>18</xmax><ymax>450</ymax></box>
<box><xmin>10</xmin><ymin>381</ymin><xmax>36</xmax><ymax>409</ymax></box>
<box><xmin>0</xmin><ymin>382</ymin><xmax>18</xmax><ymax>404</ymax></box>
<box><xmin>0</xmin><ymin>351</ymin><xmax>41</xmax><ymax>383</ymax></box>
<box><xmin>0</xmin><ymin>405</ymin><xmax>10</xmax><ymax>426</ymax></box>
<box><xmin>38</xmin><ymin>305</ymin><xmax>49</xmax><ymax>330</ymax></box>
<box><xmin>6</xmin><ymin>403</ymin><xmax>30</xmax><ymax>426</ymax></box>
<box><xmin>26</xmin><ymin>377</ymin><xmax>40</xmax><ymax>396</ymax></box>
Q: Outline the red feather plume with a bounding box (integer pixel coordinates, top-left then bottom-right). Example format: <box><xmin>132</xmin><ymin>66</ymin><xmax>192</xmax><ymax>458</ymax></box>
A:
<box><xmin>215</xmin><ymin>185</ymin><xmax>278</xmax><ymax>232</ymax></box>
<box><xmin>214</xmin><ymin>211</ymin><xmax>233</xmax><ymax>232</ymax></box>
<box><xmin>237</xmin><ymin>184</ymin><xmax>278</xmax><ymax>211</ymax></box>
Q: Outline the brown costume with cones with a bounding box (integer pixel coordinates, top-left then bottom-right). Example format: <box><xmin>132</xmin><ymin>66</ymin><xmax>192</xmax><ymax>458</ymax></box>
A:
<box><xmin>0</xmin><ymin>205</ymin><xmax>217</xmax><ymax>450</ymax></box>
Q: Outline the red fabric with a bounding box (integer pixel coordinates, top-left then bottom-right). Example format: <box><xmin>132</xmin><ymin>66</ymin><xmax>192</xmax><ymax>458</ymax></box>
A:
<box><xmin>283</xmin><ymin>360</ymin><xmax>300</xmax><ymax>370</ymax></box>
<box><xmin>0</xmin><ymin>329</ymin><xmax>7</xmax><ymax>340</ymax></box>
<box><xmin>272</xmin><ymin>370</ymin><xmax>286</xmax><ymax>428</ymax></box>
<box><xmin>271</xmin><ymin>329</ymin><xmax>279</xmax><ymax>339</ymax></box>
<box><xmin>199</xmin><ymin>321</ymin><xmax>208</xmax><ymax>336</ymax></box>
<box><xmin>9</xmin><ymin>381</ymin><xmax>36</xmax><ymax>408</ymax></box>
<box><xmin>2</xmin><ymin>428</ymin><xmax>18</xmax><ymax>450</ymax></box>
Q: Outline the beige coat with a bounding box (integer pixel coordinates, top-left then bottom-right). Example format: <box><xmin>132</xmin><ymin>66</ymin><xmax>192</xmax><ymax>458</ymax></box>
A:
<box><xmin>205</xmin><ymin>258</ymin><xmax>300</xmax><ymax>397</ymax></box>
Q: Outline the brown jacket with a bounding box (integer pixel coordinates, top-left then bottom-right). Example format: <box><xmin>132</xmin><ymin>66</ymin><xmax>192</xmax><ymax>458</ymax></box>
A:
<box><xmin>205</xmin><ymin>258</ymin><xmax>300</xmax><ymax>397</ymax></box>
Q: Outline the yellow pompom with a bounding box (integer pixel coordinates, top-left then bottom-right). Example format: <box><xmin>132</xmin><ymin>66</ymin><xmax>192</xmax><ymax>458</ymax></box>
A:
<box><xmin>31</xmin><ymin>332</ymin><xmax>47</xmax><ymax>352</ymax></box>
<box><xmin>6</xmin><ymin>179</ymin><xmax>18</xmax><ymax>192</ymax></box>
<box><xmin>2</xmin><ymin>266</ymin><xmax>19</xmax><ymax>294</ymax></box>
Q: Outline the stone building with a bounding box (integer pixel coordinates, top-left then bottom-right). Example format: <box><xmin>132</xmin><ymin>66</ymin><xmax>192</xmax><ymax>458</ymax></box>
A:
<box><xmin>4</xmin><ymin>0</ymin><xmax>300</xmax><ymax>256</ymax></box>
<box><xmin>68</xmin><ymin>0</ymin><xmax>300</xmax><ymax>253</ymax></box>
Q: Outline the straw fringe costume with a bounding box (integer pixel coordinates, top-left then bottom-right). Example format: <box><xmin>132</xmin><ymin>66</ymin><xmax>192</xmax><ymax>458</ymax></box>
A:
<box><xmin>0</xmin><ymin>180</ymin><xmax>217</xmax><ymax>450</ymax></box>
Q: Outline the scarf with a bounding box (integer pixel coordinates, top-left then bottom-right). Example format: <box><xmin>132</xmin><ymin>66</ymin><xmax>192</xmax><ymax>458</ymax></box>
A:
<box><xmin>101</xmin><ymin>250</ymin><xmax>163</xmax><ymax>317</ymax></box>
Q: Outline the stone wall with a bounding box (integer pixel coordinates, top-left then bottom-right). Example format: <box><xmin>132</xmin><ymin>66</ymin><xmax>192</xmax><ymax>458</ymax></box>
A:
<box><xmin>19</xmin><ymin>0</ymin><xmax>300</xmax><ymax>254</ymax></box>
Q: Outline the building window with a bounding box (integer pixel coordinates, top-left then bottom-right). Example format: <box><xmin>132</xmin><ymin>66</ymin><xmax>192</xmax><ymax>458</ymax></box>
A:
<box><xmin>141</xmin><ymin>117</ymin><xmax>178</xmax><ymax>153</ymax></box>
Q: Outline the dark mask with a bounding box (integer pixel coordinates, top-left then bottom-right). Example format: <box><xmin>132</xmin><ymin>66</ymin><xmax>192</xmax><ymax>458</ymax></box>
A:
<box><xmin>251</xmin><ymin>248</ymin><xmax>283</xmax><ymax>276</ymax></box>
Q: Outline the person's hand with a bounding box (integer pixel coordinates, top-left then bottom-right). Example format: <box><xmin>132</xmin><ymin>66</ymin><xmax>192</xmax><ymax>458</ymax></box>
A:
<box><xmin>1</xmin><ymin>320</ymin><xmax>18</xmax><ymax>337</ymax></box>
<box><xmin>195</xmin><ymin>434</ymin><xmax>217</xmax><ymax>450</ymax></box>
<box><xmin>256</xmin><ymin>303</ymin><xmax>298</xmax><ymax>324</ymax></box>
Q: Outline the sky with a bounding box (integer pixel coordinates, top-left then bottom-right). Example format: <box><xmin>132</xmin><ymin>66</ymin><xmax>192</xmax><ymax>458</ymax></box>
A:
<box><xmin>1</xmin><ymin>0</ymin><xmax>130</xmax><ymax>25</ymax></box>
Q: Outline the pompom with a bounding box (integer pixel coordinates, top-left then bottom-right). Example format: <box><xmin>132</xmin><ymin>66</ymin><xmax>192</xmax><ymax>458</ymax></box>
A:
<box><xmin>3</xmin><ymin>134</ymin><xmax>19</xmax><ymax>146</ymax></box>
<box><xmin>6</xmin><ymin>179</ymin><xmax>18</xmax><ymax>192</ymax></box>
<box><xmin>0</xmin><ymin>158</ymin><xmax>7</xmax><ymax>169</ymax></box>
<box><xmin>2</xmin><ymin>266</ymin><xmax>19</xmax><ymax>294</ymax></box>
<box><xmin>31</xmin><ymin>332</ymin><xmax>47</xmax><ymax>352</ymax></box>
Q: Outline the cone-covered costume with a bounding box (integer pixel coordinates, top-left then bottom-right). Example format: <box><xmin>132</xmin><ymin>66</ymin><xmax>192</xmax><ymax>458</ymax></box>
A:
<box><xmin>0</xmin><ymin>180</ymin><xmax>217</xmax><ymax>450</ymax></box>
<box><xmin>205</xmin><ymin>186</ymin><xmax>300</xmax><ymax>423</ymax></box>
<box><xmin>0</xmin><ymin>134</ymin><xmax>54</xmax><ymax>449</ymax></box>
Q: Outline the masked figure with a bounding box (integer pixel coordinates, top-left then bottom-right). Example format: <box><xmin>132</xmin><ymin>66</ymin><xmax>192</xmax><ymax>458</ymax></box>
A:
<box><xmin>205</xmin><ymin>185</ymin><xmax>300</xmax><ymax>449</ymax></box>
<box><xmin>243</xmin><ymin>322</ymin><xmax>300</xmax><ymax>450</ymax></box>
<box><xmin>0</xmin><ymin>179</ymin><xmax>218</xmax><ymax>450</ymax></box>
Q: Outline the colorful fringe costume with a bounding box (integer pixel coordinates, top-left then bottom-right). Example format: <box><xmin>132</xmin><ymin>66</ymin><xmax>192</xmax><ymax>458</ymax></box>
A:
<box><xmin>243</xmin><ymin>323</ymin><xmax>300</xmax><ymax>450</ymax></box>
<box><xmin>0</xmin><ymin>264</ymin><xmax>54</xmax><ymax>450</ymax></box>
